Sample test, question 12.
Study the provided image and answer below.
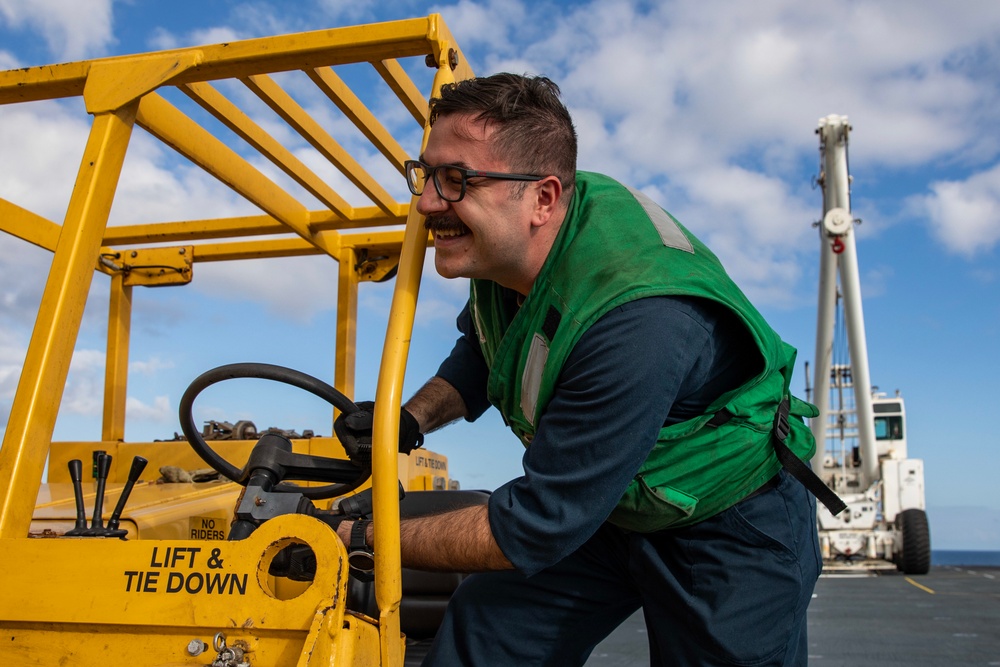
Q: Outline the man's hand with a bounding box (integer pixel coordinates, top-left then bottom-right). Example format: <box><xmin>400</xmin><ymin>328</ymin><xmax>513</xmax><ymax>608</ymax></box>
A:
<box><xmin>269</xmin><ymin>511</ymin><xmax>348</xmax><ymax>581</ymax></box>
<box><xmin>334</xmin><ymin>401</ymin><xmax>424</xmax><ymax>465</ymax></box>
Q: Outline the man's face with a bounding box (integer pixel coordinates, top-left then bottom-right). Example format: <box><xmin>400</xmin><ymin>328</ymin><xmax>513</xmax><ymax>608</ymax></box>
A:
<box><xmin>416</xmin><ymin>114</ymin><xmax>537</xmax><ymax>289</ymax></box>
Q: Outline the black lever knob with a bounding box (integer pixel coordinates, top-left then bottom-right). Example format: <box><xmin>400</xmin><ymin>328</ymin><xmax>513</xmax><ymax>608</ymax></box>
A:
<box><xmin>85</xmin><ymin>452</ymin><xmax>112</xmax><ymax>535</ymax></box>
<box><xmin>106</xmin><ymin>456</ymin><xmax>148</xmax><ymax>537</ymax></box>
<box><xmin>65</xmin><ymin>459</ymin><xmax>88</xmax><ymax>537</ymax></box>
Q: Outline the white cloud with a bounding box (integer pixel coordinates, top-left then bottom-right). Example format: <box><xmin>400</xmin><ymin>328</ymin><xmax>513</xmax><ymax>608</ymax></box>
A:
<box><xmin>0</xmin><ymin>102</ymin><xmax>90</xmax><ymax>221</ymax></box>
<box><xmin>129</xmin><ymin>356</ymin><xmax>175</xmax><ymax>376</ymax></box>
<box><xmin>541</xmin><ymin>0</ymin><xmax>1000</xmax><ymax>172</ymax></box>
<box><xmin>70</xmin><ymin>348</ymin><xmax>105</xmax><ymax>371</ymax></box>
<box><xmin>0</xmin><ymin>73</ymin><xmax>352</xmax><ymax>343</ymax></box>
<box><xmin>109</xmin><ymin>150</ymin><xmax>259</xmax><ymax>226</ymax></box>
<box><xmin>0</xmin><ymin>49</ymin><xmax>17</xmax><ymax>69</ymax></box>
<box><xmin>60</xmin><ymin>349</ymin><xmax>107</xmax><ymax>416</ymax></box>
<box><xmin>439</xmin><ymin>0</ymin><xmax>1000</xmax><ymax>303</ymax></box>
<box><xmin>126</xmin><ymin>394</ymin><xmax>172</xmax><ymax>422</ymax></box>
<box><xmin>651</xmin><ymin>165</ymin><xmax>818</xmax><ymax>306</ymax></box>
<box><xmin>0</xmin><ymin>237</ymin><xmax>48</xmax><ymax>326</ymax></box>
<box><xmin>147</xmin><ymin>25</ymin><xmax>244</xmax><ymax>51</ymax></box>
<box><xmin>145</xmin><ymin>1</ymin><xmax>334</xmax><ymax>54</ymax></box>
<box><xmin>3</xmin><ymin>0</ymin><xmax>998</xmax><ymax>327</ymax></box>
<box><xmin>919</xmin><ymin>162</ymin><xmax>1000</xmax><ymax>257</ymax></box>
<box><xmin>0</xmin><ymin>0</ymin><xmax>114</xmax><ymax>60</ymax></box>
<box><xmin>0</xmin><ymin>328</ymin><xmax>27</xmax><ymax>430</ymax></box>
<box><xmin>313</xmin><ymin>0</ymin><xmax>382</xmax><ymax>25</ymax></box>
<box><xmin>4</xmin><ymin>346</ymin><xmax>176</xmax><ymax>434</ymax></box>
<box><xmin>587</xmin><ymin>5</ymin><xmax>990</xmax><ymax>157</ymax></box>
<box><xmin>431</xmin><ymin>0</ymin><xmax>529</xmax><ymax>54</ymax></box>
<box><xmin>193</xmin><ymin>256</ymin><xmax>340</xmax><ymax>324</ymax></box>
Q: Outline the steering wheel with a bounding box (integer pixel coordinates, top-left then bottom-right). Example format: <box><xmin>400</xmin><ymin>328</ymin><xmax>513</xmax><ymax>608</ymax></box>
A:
<box><xmin>178</xmin><ymin>362</ymin><xmax>369</xmax><ymax>499</ymax></box>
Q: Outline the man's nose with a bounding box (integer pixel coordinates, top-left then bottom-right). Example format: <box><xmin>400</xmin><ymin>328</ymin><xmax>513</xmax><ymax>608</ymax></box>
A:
<box><xmin>415</xmin><ymin>184</ymin><xmax>448</xmax><ymax>216</ymax></box>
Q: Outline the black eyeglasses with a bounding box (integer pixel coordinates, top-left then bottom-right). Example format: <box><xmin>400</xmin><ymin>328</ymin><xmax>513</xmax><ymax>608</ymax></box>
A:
<box><xmin>404</xmin><ymin>159</ymin><xmax>544</xmax><ymax>202</ymax></box>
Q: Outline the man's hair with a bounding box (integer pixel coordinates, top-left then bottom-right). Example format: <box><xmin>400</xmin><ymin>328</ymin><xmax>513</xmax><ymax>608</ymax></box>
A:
<box><xmin>429</xmin><ymin>73</ymin><xmax>577</xmax><ymax>197</ymax></box>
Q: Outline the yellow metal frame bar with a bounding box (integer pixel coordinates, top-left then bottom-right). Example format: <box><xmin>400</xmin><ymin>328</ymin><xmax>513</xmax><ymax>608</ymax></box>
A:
<box><xmin>0</xmin><ymin>13</ymin><xmax>473</xmax><ymax>665</ymax></box>
<box><xmin>0</xmin><ymin>198</ymin><xmax>62</xmax><ymax>251</ymax></box>
<box><xmin>136</xmin><ymin>92</ymin><xmax>315</xmax><ymax>237</ymax></box>
<box><xmin>308</xmin><ymin>65</ymin><xmax>412</xmax><ymax>170</ymax></box>
<box><xmin>0</xmin><ymin>17</ymin><xmax>456</xmax><ymax>105</ymax></box>
<box><xmin>102</xmin><ymin>273</ymin><xmax>132</xmax><ymax>442</ymax></box>
<box><xmin>0</xmin><ymin>105</ymin><xmax>137</xmax><ymax>538</ymax></box>
<box><xmin>182</xmin><ymin>80</ymin><xmax>357</xmax><ymax>217</ymax></box>
<box><xmin>370</xmin><ymin>39</ymin><xmax>467</xmax><ymax>666</ymax></box>
<box><xmin>243</xmin><ymin>72</ymin><xmax>401</xmax><ymax>216</ymax></box>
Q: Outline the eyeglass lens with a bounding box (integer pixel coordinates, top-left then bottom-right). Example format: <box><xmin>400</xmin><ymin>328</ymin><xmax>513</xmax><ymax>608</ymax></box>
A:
<box><xmin>407</xmin><ymin>162</ymin><xmax>465</xmax><ymax>202</ymax></box>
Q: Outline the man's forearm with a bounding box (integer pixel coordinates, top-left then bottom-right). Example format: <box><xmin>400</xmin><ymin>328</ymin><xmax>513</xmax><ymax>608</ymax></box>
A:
<box><xmin>336</xmin><ymin>504</ymin><xmax>514</xmax><ymax>572</ymax></box>
<box><xmin>400</xmin><ymin>505</ymin><xmax>513</xmax><ymax>571</ymax></box>
<box><xmin>404</xmin><ymin>376</ymin><xmax>468</xmax><ymax>433</ymax></box>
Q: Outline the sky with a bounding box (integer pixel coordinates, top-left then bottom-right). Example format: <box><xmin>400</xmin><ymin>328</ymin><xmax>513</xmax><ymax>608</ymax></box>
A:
<box><xmin>1</xmin><ymin>0</ymin><xmax>998</xmax><ymax>551</ymax></box>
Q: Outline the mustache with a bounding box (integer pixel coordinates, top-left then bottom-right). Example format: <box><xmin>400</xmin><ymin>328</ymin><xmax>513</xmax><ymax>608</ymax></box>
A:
<box><xmin>424</xmin><ymin>214</ymin><xmax>468</xmax><ymax>233</ymax></box>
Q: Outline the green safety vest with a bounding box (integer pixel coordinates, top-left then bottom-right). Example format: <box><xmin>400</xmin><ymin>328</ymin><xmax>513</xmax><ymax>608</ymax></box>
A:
<box><xmin>469</xmin><ymin>172</ymin><xmax>818</xmax><ymax>532</ymax></box>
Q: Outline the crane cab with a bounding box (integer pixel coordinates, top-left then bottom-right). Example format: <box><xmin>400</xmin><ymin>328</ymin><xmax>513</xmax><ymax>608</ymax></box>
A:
<box><xmin>872</xmin><ymin>393</ymin><xmax>907</xmax><ymax>460</ymax></box>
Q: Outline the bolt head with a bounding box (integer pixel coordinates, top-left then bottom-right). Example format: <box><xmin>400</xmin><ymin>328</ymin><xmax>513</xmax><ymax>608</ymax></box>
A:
<box><xmin>186</xmin><ymin>639</ymin><xmax>207</xmax><ymax>656</ymax></box>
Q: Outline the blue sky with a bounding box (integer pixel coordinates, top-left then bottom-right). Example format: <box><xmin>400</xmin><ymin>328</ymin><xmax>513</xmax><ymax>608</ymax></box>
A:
<box><xmin>1</xmin><ymin>0</ymin><xmax>998</xmax><ymax>550</ymax></box>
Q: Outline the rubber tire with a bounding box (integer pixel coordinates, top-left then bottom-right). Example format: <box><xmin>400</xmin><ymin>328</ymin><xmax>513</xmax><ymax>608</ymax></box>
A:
<box><xmin>897</xmin><ymin>508</ymin><xmax>931</xmax><ymax>575</ymax></box>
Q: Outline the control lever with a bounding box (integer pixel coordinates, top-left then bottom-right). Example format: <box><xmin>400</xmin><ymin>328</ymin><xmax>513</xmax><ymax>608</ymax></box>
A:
<box><xmin>83</xmin><ymin>452</ymin><xmax>111</xmax><ymax>536</ymax></box>
<box><xmin>105</xmin><ymin>456</ymin><xmax>149</xmax><ymax>538</ymax></box>
<box><xmin>65</xmin><ymin>459</ymin><xmax>88</xmax><ymax>537</ymax></box>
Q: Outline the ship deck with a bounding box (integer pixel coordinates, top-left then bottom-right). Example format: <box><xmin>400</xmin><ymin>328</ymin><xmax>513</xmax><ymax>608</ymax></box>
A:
<box><xmin>584</xmin><ymin>565</ymin><xmax>1000</xmax><ymax>666</ymax></box>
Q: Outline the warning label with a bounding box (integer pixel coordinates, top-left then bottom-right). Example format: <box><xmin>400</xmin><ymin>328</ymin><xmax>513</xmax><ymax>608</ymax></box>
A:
<box><xmin>123</xmin><ymin>545</ymin><xmax>247</xmax><ymax>596</ymax></box>
<box><xmin>188</xmin><ymin>516</ymin><xmax>227</xmax><ymax>540</ymax></box>
<box><xmin>413</xmin><ymin>454</ymin><xmax>448</xmax><ymax>472</ymax></box>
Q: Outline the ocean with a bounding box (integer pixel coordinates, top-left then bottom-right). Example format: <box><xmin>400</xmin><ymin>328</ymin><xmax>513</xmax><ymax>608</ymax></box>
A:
<box><xmin>932</xmin><ymin>550</ymin><xmax>1000</xmax><ymax>566</ymax></box>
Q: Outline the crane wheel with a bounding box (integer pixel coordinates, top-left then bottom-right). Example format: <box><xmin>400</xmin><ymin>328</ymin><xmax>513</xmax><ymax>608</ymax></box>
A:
<box><xmin>897</xmin><ymin>508</ymin><xmax>932</xmax><ymax>575</ymax></box>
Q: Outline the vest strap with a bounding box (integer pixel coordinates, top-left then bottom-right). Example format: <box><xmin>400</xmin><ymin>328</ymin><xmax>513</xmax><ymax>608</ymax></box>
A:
<box><xmin>772</xmin><ymin>398</ymin><xmax>847</xmax><ymax>515</ymax></box>
<box><xmin>705</xmin><ymin>409</ymin><xmax>735</xmax><ymax>428</ymax></box>
<box><xmin>706</xmin><ymin>401</ymin><xmax>847</xmax><ymax>515</ymax></box>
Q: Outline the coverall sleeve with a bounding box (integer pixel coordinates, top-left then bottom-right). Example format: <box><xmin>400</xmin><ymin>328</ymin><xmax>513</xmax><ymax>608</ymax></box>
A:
<box><xmin>486</xmin><ymin>296</ymin><xmax>753</xmax><ymax>577</ymax></box>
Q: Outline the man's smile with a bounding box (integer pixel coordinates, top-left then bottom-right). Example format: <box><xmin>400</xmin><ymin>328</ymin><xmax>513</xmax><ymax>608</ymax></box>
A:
<box><xmin>426</xmin><ymin>215</ymin><xmax>470</xmax><ymax>240</ymax></box>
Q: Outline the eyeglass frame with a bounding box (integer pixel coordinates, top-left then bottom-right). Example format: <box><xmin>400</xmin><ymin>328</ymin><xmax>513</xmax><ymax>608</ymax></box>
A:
<box><xmin>404</xmin><ymin>159</ymin><xmax>545</xmax><ymax>203</ymax></box>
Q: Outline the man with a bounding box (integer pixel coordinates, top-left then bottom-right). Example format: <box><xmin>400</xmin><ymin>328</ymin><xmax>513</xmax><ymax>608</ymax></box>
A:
<box><xmin>335</xmin><ymin>73</ymin><xmax>823</xmax><ymax>666</ymax></box>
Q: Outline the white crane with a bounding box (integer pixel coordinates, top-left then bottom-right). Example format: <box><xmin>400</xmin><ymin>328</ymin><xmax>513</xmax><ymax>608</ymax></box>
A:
<box><xmin>809</xmin><ymin>115</ymin><xmax>930</xmax><ymax>574</ymax></box>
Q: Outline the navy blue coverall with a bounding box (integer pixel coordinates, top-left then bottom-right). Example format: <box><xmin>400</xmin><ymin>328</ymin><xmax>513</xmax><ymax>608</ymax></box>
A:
<box><xmin>425</xmin><ymin>293</ymin><xmax>821</xmax><ymax>666</ymax></box>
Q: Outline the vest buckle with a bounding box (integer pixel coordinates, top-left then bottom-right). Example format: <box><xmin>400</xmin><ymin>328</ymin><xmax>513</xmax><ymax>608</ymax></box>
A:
<box><xmin>772</xmin><ymin>397</ymin><xmax>791</xmax><ymax>442</ymax></box>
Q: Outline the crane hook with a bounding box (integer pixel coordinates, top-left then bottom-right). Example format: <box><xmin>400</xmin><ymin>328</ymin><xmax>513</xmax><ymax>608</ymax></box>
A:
<box><xmin>831</xmin><ymin>237</ymin><xmax>845</xmax><ymax>254</ymax></box>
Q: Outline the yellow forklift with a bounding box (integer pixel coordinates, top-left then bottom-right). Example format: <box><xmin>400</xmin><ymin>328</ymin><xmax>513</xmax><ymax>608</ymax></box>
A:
<box><xmin>0</xmin><ymin>15</ymin><xmax>475</xmax><ymax>665</ymax></box>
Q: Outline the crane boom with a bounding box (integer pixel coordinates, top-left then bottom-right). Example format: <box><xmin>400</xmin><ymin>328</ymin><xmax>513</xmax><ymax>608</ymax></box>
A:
<box><xmin>811</xmin><ymin>115</ymin><xmax>879</xmax><ymax>487</ymax></box>
<box><xmin>808</xmin><ymin>115</ymin><xmax>930</xmax><ymax>574</ymax></box>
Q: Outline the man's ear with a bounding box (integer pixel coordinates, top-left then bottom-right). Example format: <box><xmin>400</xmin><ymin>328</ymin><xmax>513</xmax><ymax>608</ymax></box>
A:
<box><xmin>530</xmin><ymin>175</ymin><xmax>564</xmax><ymax>228</ymax></box>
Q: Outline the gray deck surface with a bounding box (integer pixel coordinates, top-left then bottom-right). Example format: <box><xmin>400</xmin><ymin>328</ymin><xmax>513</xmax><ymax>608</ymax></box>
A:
<box><xmin>585</xmin><ymin>566</ymin><xmax>1000</xmax><ymax>666</ymax></box>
